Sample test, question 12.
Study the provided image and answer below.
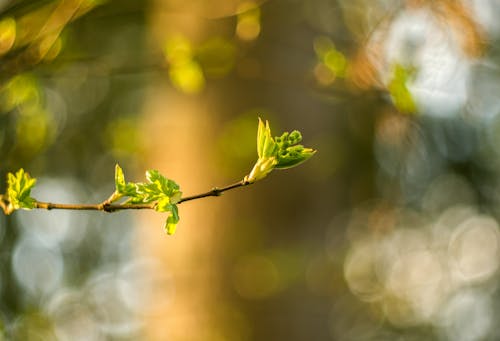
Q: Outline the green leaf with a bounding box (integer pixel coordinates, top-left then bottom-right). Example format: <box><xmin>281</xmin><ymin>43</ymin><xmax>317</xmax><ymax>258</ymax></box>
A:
<box><xmin>155</xmin><ymin>197</ymin><xmax>171</xmax><ymax>212</ymax></box>
<box><xmin>257</xmin><ymin>118</ymin><xmax>266</xmax><ymax>158</ymax></box>
<box><xmin>247</xmin><ymin>118</ymin><xmax>316</xmax><ymax>182</ymax></box>
<box><xmin>146</xmin><ymin>169</ymin><xmax>180</xmax><ymax>195</ymax></box>
<box><xmin>164</xmin><ymin>204</ymin><xmax>179</xmax><ymax>235</ymax></box>
<box><xmin>257</xmin><ymin>118</ymin><xmax>277</xmax><ymax>158</ymax></box>
<box><xmin>115</xmin><ymin>164</ymin><xmax>126</xmax><ymax>192</ymax></box>
<box><xmin>275</xmin><ymin>147</ymin><xmax>316</xmax><ymax>169</ymax></box>
<box><xmin>6</xmin><ymin>168</ymin><xmax>37</xmax><ymax>211</ymax></box>
<box><xmin>114</xmin><ymin>164</ymin><xmax>137</xmax><ymax>198</ymax></box>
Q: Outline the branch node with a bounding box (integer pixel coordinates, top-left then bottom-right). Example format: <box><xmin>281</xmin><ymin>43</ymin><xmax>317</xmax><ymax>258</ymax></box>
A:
<box><xmin>101</xmin><ymin>203</ymin><xmax>114</xmax><ymax>213</ymax></box>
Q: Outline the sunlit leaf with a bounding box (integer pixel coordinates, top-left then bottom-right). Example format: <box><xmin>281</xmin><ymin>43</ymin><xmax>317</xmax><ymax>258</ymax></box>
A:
<box><xmin>247</xmin><ymin>118</ymin><xmax>316</xmax><ymax>182</ymax></box>
<box><xmin>165</xmin><ymin>204</ymin><xmax>179</xmax><ymax>235</ymax></box>
<box><xmin>113</xmin><ymin>164</ymin><xmax>137</xmax><ymax>198</ymax></box>
<box><xmin>115</xmin><ymin>164</ymin><xmax>126</xmax><ymax>191</ymax></box>
<box><xmin>388</xmin><ymin>63</ymin><xmax>417</xmax><ymax>114</ymax></box>
<box><xmin>6</xmin><ymin>168</ymin><xmax>37</xmax><ymax>211</ymax></box>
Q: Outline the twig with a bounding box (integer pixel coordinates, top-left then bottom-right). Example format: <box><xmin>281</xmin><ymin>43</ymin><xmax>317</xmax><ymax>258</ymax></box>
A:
<box><xmin>28</xmin><ymin>179</ymin><xmax>252</xmax><ymax>213</ymax></box>
<box><xmin>178</xmin><ymin>180</ymin><xmax>251</xmax><ymax>203</ymax></box>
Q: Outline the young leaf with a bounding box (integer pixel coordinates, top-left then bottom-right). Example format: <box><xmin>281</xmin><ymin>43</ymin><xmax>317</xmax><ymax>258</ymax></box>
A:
<box><xmin>246</xmin><ymin>118</ymin><xmax>316</xmax><ymax>182</ymax></box>
<box><xmin>164</xmin><ymin>204</ymin><xmax>179</xmax><ymax>235</ymax></box>
<box><xmin>115</xmin><ymin>164</ymin><xmax>126</xmax><ymax>192</ymax></box>
<box><xmin>275</xmin><ymin>147</ymin><xmax>316</xmax><ymax>169</ymax></box>
<box><xmin>113</xmin><ymin>164</ymin><xmax>137</xmax><ymax>198</ymax></box>
<box><xmin>257</xmin><ymin>118</ymin><xmax>266</xmax><ymax>158</ymax></box>
<box><xmin>115</xmin><ymin>167</ymin><xmax>183</xmax><ymax>234</ymax></box>
<box><xmin>6</xmin><ymin>168</ymin><xmax>37</xmax><ymax>211</ymax></box>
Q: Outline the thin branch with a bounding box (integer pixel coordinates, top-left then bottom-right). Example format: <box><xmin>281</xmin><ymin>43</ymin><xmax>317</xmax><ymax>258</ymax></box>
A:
<box><xmin>178</xmin><ymin>179</ymin><xmax>251</xmax><ymax>203</ymax></box>
<box><xmin>27</xmin><ymin>179</ymin><xmax>252</xmax><ymax>213</ymax></box>
<box><xmin>34</xmin><ymin>201</ymin><xmax>154</xmax><ymax>212</ymax></box>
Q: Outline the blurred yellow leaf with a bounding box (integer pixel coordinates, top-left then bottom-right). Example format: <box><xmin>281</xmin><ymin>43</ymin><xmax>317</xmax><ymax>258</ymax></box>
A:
<box><xmin>387</xmin><ymin>64</ymin><xmax>417</xmax><ymax>114</ymax></box>
<box><xmin>0</xmin><ymin>17</ymin><xmax>16</xmax><ymax>55</ymax></box>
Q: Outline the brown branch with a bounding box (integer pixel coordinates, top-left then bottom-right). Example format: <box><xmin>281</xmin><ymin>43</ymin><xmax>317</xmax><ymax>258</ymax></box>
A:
<box><xmin>178</xmin><ymin>180</ymin><xmax>251</xmax><ymax>203</ymax></box>
<box><xmin>26</xmin><ymin>179</ymin><xmax>252</xmax><ymax>213</ymax></box>
<box><xmin>34</xmin><ymin>201</ymin><xmax>154</xmax><ymax>212</ymax></box>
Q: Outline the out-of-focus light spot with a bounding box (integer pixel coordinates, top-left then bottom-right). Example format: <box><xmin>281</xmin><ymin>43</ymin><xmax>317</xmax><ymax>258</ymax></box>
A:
<box><xmin>437</xmin><ymin>290</ymin><xmax>493</xmax><ymax>341</ymax></box>
<box><xmin>236</xmin><ymin>2</ymin><xmax>261</xmax><ymax>41</ymax></box>
<box><xmin>163</xmin><ymin>35</ymin><xmax>205</xmax><ymax>94</ymax></box>
<box><xmin>12</xmin><ymin>236</ymin><xmax>63</xmax><ymax>297</ymax></box>
<box><xmin>104</xmin><ymin>117</ymin><xmax>143</xmax><ymax>159</ymax></box>
<box><xmin>313</xmin><ymin>36</ymin><xmax>335</xmax><ymax>57</ymax></box>
<box><xmin>45</xmin><ymin>87</ymin><xmax>68</xmax><ymax>136</ymax></box>
<box><xmin>46</xmin><ymin>289</ymin><xmax>102</xmax><ymax>341</ymax></box>
<box><xmin>86</xmin><ymin>272</ymin><xmax>140</xmax><ymax>336</ymax></box>
<box><xmin>1</xmin><ymin>74</ymin><xmax>40</xmax><ymax>111</ymax></box>
<box><xmin>169</xmin><ymin>60</ymin><xmax>205</xmax><ymax>94</ymax></box>
<box><xmin>233</xmin><ymin>254</ymin><xmax>280</xmax><ymax>299</ymax></box>
<box><xmin>18</xmin><ymin>178</ymin><xmax>89</xmax><ymax>248</ymax></box>
<box><xmin>313</xmin><ymin>63</ymin><xmax>336</xmax><ymax>86</ymax></box>
<box><xmin>375</xmin><ymin>111</ymin><xmax>412</xmax><ymax>145</ymax></box>
<box><xmin>343</xmin><ymin>202</ymin><xmax>500</xmax><ymax>330</ymax></box>
<box><xmin>374</xmin><ymin>115</ymin><xmax>444</xmax><ymax>200</ymax></box>
<box><xmin>15</xmin><ymin>103</ymin><xmax>55</xmax><ymax>155</ymax></box>
<box><xmin>449</xmin><ymin>215</ymin><xmax>500</xmax><ymax>283</ymax></box>
<box><xmin>164</xmin><ymin>35</ymin><xmax>193</xmax><ymax>65</ymax></box>
<box><xmin>386</xmin><ymin>249</ymin><xmax>443</xmax><ymax>320</ymax></box>
<box><xmin>197</xmin><ymin>37</ymin><xmax>236</xmax><ymax>78</ymax></box>
<box><xmin>118</xmin><ymin>259</ymin><xmax>173</xmax><ymax>316</ymax></box>
<box><xmin>313</xmin><ymin>36</ymin><xmax>348</xmax><ymax>86</ymax></box>
<box><xmin>422</xmin><ymin>173</ymin><xmax>477</xmax><ymax>214</ymax></box>
<box><xmin>323</xmin><ymin>49</ymin><xmax>347</xmax><ymax>77</ymax></box>
<box><xmin>0</xmin><ymin>17</ymin><xmax>16</xmax><ymax>55</ymax></box>
<box><xmin>382</xmin><ymin>294</ymin><xmax>418</xmax><ymax>327</ymax></box>
<box><xmin>344</xmin><ymin>240</ymin><xmax>383</xmax><ymax>302</ymax></box>
<box><xmin>55</xmin><ymin>64</ymin><xmax>110</xmax><ymax>116</ymax></box>
<box><xmin>432</xmin><ymin>205</ymin><xmax>477</xmax><ymax>246</ymax></box>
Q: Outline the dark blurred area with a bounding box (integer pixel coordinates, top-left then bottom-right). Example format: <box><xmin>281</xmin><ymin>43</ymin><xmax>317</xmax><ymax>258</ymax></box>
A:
<box><xmin>1</xmin><ymin>0</ymin><xmax>500</xmax><ymax>340</ymax></box>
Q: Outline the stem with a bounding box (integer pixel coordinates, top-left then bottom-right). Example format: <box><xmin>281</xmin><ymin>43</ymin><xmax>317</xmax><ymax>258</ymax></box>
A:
<box><xmin>178</xmin><ymin>180</ymin><xmax>251</xmax><ymax>203</ymax></box>
<box><xmin>28</xmin><ymin>179</ymin><xmax>252</xmax><ymax>213</ymax></box>
<box><xmin>34</xmin><ymin>202</ymin><xmax>154</xmax><ymax>212</ymax></box>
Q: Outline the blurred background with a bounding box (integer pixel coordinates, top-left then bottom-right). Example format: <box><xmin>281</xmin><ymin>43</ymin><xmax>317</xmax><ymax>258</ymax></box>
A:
<box><xmin>1</xmin><ymin>0</ymin><xmax>500</xmax><ymax>340</ymax></box>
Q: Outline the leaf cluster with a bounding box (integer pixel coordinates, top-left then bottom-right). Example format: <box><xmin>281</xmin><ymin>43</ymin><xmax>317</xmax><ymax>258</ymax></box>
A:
<box><xmin>112</xmin><ymin>165</ymin><xmax>182</xmax><ymax>234</ymax></box>
<box><xmin>246</xmin><ymin>118</ymin><xmax>316</xmax><ymax>183</ymax></box>
<box><xmin>1</xmin><ymin>169</ymin><xmax>37</xmax><ymax>214</ymax></box>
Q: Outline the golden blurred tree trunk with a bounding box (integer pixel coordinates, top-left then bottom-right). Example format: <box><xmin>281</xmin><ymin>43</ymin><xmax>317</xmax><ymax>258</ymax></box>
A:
<box><xmin>137</xmin><ymin>2</ymin><xmax>223</xmax><ymax>340</ymax></box>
